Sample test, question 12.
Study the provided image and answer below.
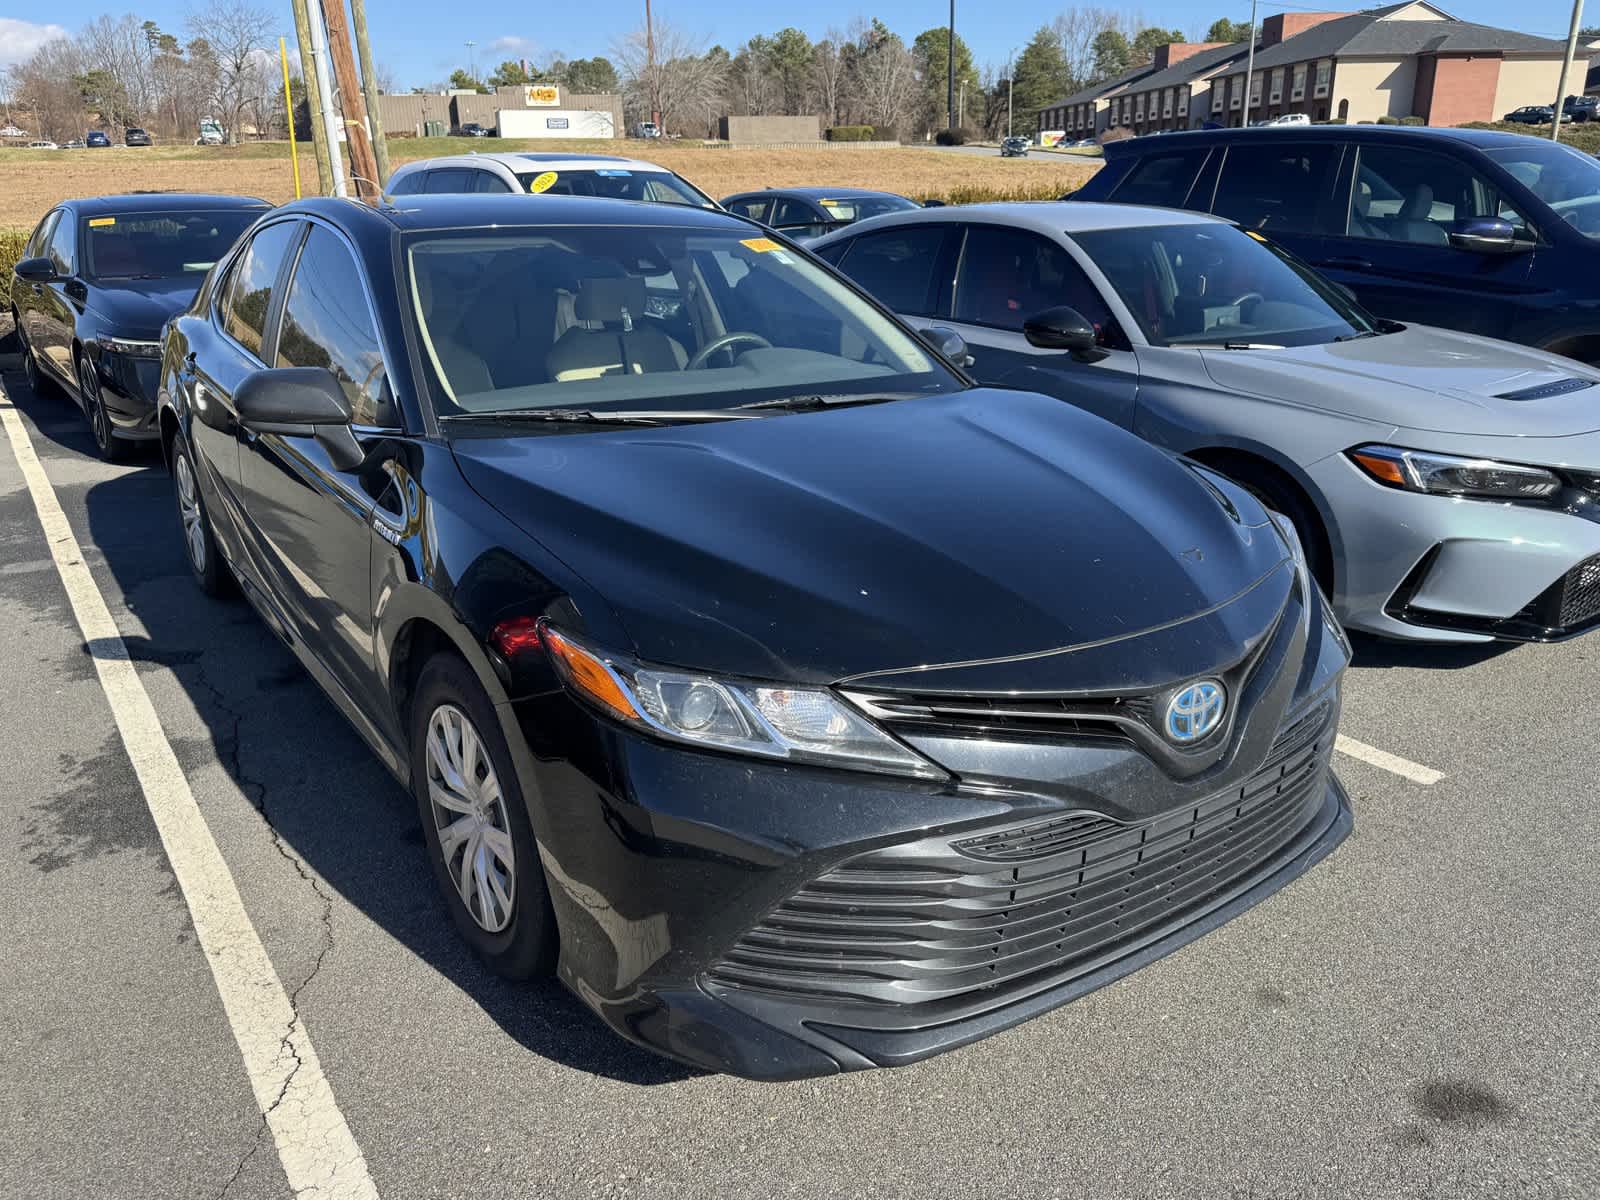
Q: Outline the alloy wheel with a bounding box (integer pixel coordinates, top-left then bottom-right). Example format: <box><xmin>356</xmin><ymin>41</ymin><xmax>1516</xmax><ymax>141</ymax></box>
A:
<box><xmin>424</xmin><ymin>703</ymin><xmax>517</xmax><ymax>934</ymax></box>
<box><xmin>174</xmin><ymin>450</ymin><xmax>207</xmax><ymax>574</ymax></box>
<box><xmin>79</xmin><ymin>360</ymin><xmax>112</xmax><ymax>455</ymax></box>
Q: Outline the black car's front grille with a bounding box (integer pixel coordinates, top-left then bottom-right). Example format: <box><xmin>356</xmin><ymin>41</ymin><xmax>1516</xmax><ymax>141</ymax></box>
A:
<box><xmin>846</xmin><ymin>691</ymin><xmax>1138</xmax><ymax>744</ymax></box>
<box><xmin>706</xmin><ymin>700</ymin><xmax>1335</xmax><ymax>1012</ymax></box>
<box><xmin>1556</xmin><ymin>555</ymin><xmax>1600</xmax><ymax>628</ymax></box>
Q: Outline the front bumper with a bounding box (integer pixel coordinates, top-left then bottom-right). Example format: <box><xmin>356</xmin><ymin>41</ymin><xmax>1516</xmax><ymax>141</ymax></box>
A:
<box><xmin>91</xmin><ymin>351</ymin><xmax>161</xmax><ymax>440</ymax></box>
<box><xmin>1308</xmin><ymin>451</ymin><xmax>1600</xmax><ymax>643</ymax></box>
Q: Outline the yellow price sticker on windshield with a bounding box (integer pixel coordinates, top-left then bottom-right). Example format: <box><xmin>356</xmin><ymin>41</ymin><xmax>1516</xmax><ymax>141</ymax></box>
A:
<box><xmin>88</xmin><ymin>217</ymin><xmax>116</xmax><ymax>227</ymax></box>
<box><xmin>528</xmin><ymin>171</ymin><xmax>558</xmax><ymax>194</ymax></box>
<box><xmin>818</xmin><ymin>198</ymin><xmax>840</xmax><ymax>207</ymax></box>
<box><xmin>1244</xmin><ymin>229</ymin><xmax>1267</xmax><ymax>241</ymax></box>
<box><xmin>741</xmin><ymin>236</ymin><xmax>781</xmax><ymax>253</ymax></box>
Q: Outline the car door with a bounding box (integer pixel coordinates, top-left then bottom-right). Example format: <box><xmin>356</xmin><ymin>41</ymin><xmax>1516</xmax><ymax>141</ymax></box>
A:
<box><xmin>831</xmin><ymin>222</ymin><xmax>959</xmax><ymax>340</ymax></box>
<box><xmin>1312</xmin><ymin>142</ymin><xmax>1536</xmax><ymax>336</ymax></box>
<box><xmin>1207</xmin><ymin>139</ymin><xmax>1344</xmax><ymax>267</ymax></box>
<box><xmin>941</xmin><ymin>223</ymin><xmax>1140</xmax><ymax>429</ymax></box>
<box><xmin>236</xmin><ymin>220</ymin><xmax>394</xmax><ymax>712</ymax></box>
<box><xmin>15</xmin><ymin>210</ymin><xmax>61</xmax><ymax>358</ymax></box>
<box><xmin>183</xmin><ymin>217</ymin><xmax>304</xmax><ymax>576</ymax></box>
<box><xmin>37</xmin><ymin>210</ymin><xmax>82</xmax><ymax>385</ymax></box>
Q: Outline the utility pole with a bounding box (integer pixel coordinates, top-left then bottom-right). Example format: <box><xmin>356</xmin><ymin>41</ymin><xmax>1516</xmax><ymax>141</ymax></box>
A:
<box><xmin>307</xmin><ymin>0</ymin><xmax>347</xmax><ymax>196</ymax></box>
<box><xmin>947</xmin><ymin>0</ymin><xmax>956</xmax><ymax>130</ymax></box>
<box><xmin>289</xmin><ymin>0</ymin><xmax>333</xmax><ymax>194</ymax></box>
<box><xmin>645</xmin><ymin>0</ymin><xmax>659</xmax><ymax>129</ymax></box>
<box><xmin>350</xmin><ymin>0</ymin><xmax>390</xmax><ymax>186</ymax></box>
<box><xmin>322</xmin><ymin>0</ymin><xmax>381</xmax><ymax>200</ymax></box>
<box><xmin>959</xmin><ymin>80</ymin><xmax>965</xmax><ymax>128</ymax></box>
<box><xmin>1008</xmin><ymin>77</ymin><xmax>1014</xmax><ymax>137</ymax></box>
<box><xmin>1242</xmin><ymin>0</ymin><xmax>1258</xmax><ymax>127</ymax></box>
<box><xmin>1552</xmin><ymin>0</ymin><xmax>1586</xmax><ymax>142</ymax></box>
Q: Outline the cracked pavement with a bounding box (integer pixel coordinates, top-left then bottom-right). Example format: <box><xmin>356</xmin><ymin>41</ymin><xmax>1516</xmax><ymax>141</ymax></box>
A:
<box><xmin>2</xmin><ymin>368</ymin><xmax>1598</xmax><ymax>1200</ymax></box>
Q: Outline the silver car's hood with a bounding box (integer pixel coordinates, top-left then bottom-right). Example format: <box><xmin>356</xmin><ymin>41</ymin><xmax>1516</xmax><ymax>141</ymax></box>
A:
<box><xmin>1197</xmin><ymin>325</ymin><xmax>1600</xmax><ymax>438</ymax></box>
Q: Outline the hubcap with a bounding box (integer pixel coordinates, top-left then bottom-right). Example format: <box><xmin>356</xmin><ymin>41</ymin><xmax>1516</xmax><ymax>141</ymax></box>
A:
<box><xmin>174</xmin><ymin>452</ymin><xmax>206</xmax><ymax>572</ymax></box>
<box><xmin>425</xmin><ymin>704</ymin><xmax>516</xmax><ymax>933</ymax></box>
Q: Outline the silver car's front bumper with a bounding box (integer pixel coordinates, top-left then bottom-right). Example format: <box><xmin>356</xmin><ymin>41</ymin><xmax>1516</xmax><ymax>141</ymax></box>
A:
<box><xmin>1308</xmin><ymin>452</ymin><xmax>1600</xmax><ymax>643</ymax></box>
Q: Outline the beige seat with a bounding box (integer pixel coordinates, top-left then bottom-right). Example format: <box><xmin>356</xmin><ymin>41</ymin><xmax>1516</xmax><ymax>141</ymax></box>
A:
<box><xmin>546</xmin><ymin>278</ymin><xmax>686</xmax><ymax>382</ymax></box>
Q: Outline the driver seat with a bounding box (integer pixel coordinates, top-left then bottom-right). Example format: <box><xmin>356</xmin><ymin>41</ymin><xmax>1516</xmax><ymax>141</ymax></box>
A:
<box><xmin>545</xmin><ymin>277</ymin><xmax>686</xmax><ymax>382</ymax></box>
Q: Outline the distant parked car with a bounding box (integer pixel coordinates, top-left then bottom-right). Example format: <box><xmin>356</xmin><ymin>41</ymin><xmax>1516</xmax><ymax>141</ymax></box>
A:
<box><xmin>1069</xmin><ymin>125</ymin><xmax>1600</xmax><ymax>363</ymax></box>
<box><xmin>1504</xmin><ymin>105</ymin><xmax>1555</xmax><ymax>124</ymax></box>
<box><xmin>27</xmin><ymin>140</ymin><xmax>59</xmax><ymax>150</ymax></box>
<box><xmin>1563</xmin><ymin>95</ymin><xmax>1598</xmax><ymax>123</ymax></box>
<box><xmin>1267</xmin><ymin>113</ymin><xmax>1310</xmax><ymax>126</ymax></box>
<box><xmin>634</xmin><ymin>121</ymin><xmax>662</xmax><ymax>139</ymax></box>
<box><xmin>1001</xmin><ymin>135</ymin><xmax>1031</xmax><ymax>157</ymax></box>
<box><xmin>452</xmin><ymin>122</ymin><xmax>492</xmax><ymax>138</ymax></box>
<box><xmin>85</xmin><ymin>130</ymin><xmax>111</xmax><ymax>148</ymax></box>
<box><xmin>721</xmin><ymin>187</ymin><xmax>918</xmax><ymax>239</ymax></box>
<box><xmin>387</xmin><ymin>152</ymin><xmax>719</xmax><ymax>208</ymax></box>
<box><xmin>816</xmin><ymin>201</ymin><xmax>1600</xmax><ymax>644</ymax></box>
<box><xmin>60</xmin><ymin>140</ymin><xmax>85</xmax><ymax>150</ymax></box>
<box><xmin>124</xmin><ymin>127</ymin><xmax>152</xmax><ymax>146</ymax></box>
<box><xmin>9</xmin><ymin>193</ymin><xmax>270</xmax><ymax>460</ymax></box>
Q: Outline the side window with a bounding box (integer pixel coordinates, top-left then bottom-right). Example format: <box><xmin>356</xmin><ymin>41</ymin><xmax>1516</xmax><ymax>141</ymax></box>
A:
<box><xmin>812</xmin><ymin>238</ymin><xmax>851</xmax><ymax>267</ymax></box>
<box><xmin>728</xmin><ymin>198</ymin><xmax>771</xmax><ymax>223</ymax></box>
<box><xmin>772</xmin><ymin>198</ymin><xmax>819</xmax><ymax>227</ymax></box>
<box><xmin>834</xmin><ymin>226</ymin><xmax>947</xmax><ymax>316</ymax></box>
<box><xmin>473</xmin><ymin>170</ymin><xmax>513</xmax><ymax>194</ymax></box>
<box><xmin>424</xmin><ymin>168</ymin><xmax>473</xmax><ymax>194</ymax></box>
<box><xmin>276</xmin><ymin>226</ymin><xmax>393</xmax><ymax>427</ymax></box>
<box><xmin>46</xmin><ymin>213</ymin><xmax>77</xmax><ymax>275</ymax></box>
<box><xmin>221</xmin><ymin>221</ymin><xmax>300</xmax><ymax>357</ymax></box>
<box><xmin>386</xmin><ymin>171</ymin><xmax>423</xmax><ymax>196</ymax></box>
<box><xmin>1110</xmin><ymin>151</ymin><xmax>1209</xmax><ymax>208</ymax></box>
<box><xmin>954</xmin><ymin>225</ymin><xmax>1119</xmax><ymax>343</ymax></box>
<box><xmin>1349</xmin><ymin>145</ymin><xmax>1507</xmax><ymax>246</ymax></box>
<box><xmin>1212</xmin><ymin>142</ymin><xmax>1340</xmax><ymax>234</ymax></box>
<box><xmin>27</xmin><ymin>211</ymin><xmax>61</xmax><ymax>259</ymax></box>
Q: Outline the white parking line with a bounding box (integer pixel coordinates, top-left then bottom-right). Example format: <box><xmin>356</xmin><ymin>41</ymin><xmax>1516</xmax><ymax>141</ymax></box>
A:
<box><xmin>1336</xmin><ymin>735</ymin><xmax>1445</xmax><ymax>786</ymax></box>
<box><xmin>0</xmin><ymin>387</ymin><xmax>379</xmax><ymax>1199</ymax></box>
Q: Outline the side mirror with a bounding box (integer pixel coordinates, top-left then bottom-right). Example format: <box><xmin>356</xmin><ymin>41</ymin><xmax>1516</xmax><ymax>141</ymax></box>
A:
<box><xmin>1447</xmin><ymin>217</ymin><xmax>1526</xmax><ymax>255</ymax></box>
<box><xmin>234</xmin><ymin>367</ymin><xmax>365</xmax><ymax>471</ymax></box>
<box><xmin>14</xmin><ymin>256</ymin><xmax>57</xmax><ymax>283</ymax></box>
<box><xmin>1023</xmin><ymin>306</ymin><xmax>1108</xmax><ymax>362</ymax></box>
<box><xmin>921</xmin><ymin>325</ymin><xmax>973</xmax><ymax>368</ymax></box>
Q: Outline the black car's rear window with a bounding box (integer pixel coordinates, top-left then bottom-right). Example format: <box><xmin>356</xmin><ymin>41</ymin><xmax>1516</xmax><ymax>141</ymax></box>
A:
<box><xmin>82</xmin><ymin>209</ymin><xmax>263</xmax><ymax>280</ymax></box>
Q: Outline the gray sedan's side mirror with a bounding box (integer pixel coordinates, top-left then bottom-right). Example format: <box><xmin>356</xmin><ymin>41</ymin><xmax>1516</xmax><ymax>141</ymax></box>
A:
<box><xmin>921</xmin><ymin>325</ymin><xmax>974</xmax><ymax>368</ymax></box>
<box><xmin>234</xmin><ymin>367</ymin><xmax>365</xmax><ymax>471</ymax></box>
<box><xmin>1447</xmin><ymin>217</ymin><xmax>1527</xmax><ymax>255</ymax></box>
<box><xmin>14</xmin><ymin>256</ymin><xmax>57</xmax><ymax>283</ymax></box>
<box><xmin>1024</xmin><ymin>306</ymin><xmax>1108</xmax><ymax>362</ymax></box>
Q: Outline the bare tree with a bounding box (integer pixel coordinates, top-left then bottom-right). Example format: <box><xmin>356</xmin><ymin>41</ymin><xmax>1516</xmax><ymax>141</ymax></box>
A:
<box><xmin>11</xmin><ymin>37</ymin><xmax>86</xmax><ymax>141</ymax></box>
<box><xmin>851</xmin><ymin>19</ymin><xmax>918</xmax><ymax>135</ymax></box>
<box><xmin>186</xmin><ymin>0</ymin><xmax>273</xmax><ymax>143</ymax></box>
<box><xmin>810</xmin><ymin>32</ymin><xmax>850</xmax><ymax>127</ymax></box>
<box><xmin>613</xmin><ymin>18</ymin><xmax>725</xmax><ymax>137</ymax></box>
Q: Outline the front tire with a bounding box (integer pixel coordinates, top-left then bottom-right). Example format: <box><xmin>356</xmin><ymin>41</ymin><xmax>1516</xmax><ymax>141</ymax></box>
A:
<box><xmin>78</xmin><ymin>356</ymin><xmax>127</xmax><ymax>462</ymax></box>
<box><xmin>170</xmin><ymin>431</ymin><xmax>231</xmax><ymax>597</ymax></box>
<box><xmin>409</xmin><ymin>653</ymin><xmax>555</xmax><ymax>979</ymax></box>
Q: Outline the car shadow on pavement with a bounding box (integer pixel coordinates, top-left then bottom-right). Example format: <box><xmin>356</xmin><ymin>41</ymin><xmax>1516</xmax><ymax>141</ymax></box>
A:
<box><xmin>1348</xmin><ymin>631</ymin><xmax>1517</xmax><ymax>671</ymax></box>
<box><xmin>39</xmin><ymin>403</ymin><xmax>698</xmax><ymax>1086</ymax></box>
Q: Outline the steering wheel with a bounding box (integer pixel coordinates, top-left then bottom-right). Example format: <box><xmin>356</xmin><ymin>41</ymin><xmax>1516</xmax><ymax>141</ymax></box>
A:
<box><xmin>1228</xmin><ymin>291</ymin><xmax>1266</xmax><ymax>310</ymax></box>
<box><xmin>687</xmin><ymin>331</ymin><xmax>772</xmax><ymax>370</ymax></box>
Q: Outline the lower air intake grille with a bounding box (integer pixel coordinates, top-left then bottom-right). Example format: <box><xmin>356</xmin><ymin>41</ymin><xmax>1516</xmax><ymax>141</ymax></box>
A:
<box><xmin>1557</xmin><ymin>555</ymin><xmax>1600</xmax><ymax>629</ymax></box>
<box><xmin>707</xmin><ymin>701</ymin><xmax>1335</xmax><ymax>1011</ymax></box>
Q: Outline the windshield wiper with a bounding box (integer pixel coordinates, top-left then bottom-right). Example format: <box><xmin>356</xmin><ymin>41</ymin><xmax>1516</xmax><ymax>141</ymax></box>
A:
<box><xmin>1333</xmin><ymin>330</ymin><xmax>1382</xmax><ymax>342</ymax></box>
<box><xmin>1190</xmin><ymin>341</ymin><xmax>1285</xmax><ymax>351</ymax></box>
<box><xmin>735</xmin><ymin>391</ymin><xmax>922</xmax><ymax>412</ymax></box>
<box><xmin>441</xmin><ymin>408</ymin><xmax>753</xmax><ymax>427</ymax></box>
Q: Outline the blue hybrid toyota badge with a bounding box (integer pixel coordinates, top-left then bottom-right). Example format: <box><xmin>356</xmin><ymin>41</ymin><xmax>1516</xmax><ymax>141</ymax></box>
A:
<box><xmin>1166</xmin><ymin>680</ymin><xmax>1226</xmax><ymax>744</ymax></box>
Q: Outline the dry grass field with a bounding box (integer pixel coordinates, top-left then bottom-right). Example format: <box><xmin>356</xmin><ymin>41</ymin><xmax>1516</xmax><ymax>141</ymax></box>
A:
<box><xmin>0</xmin><ymin>138</ymin><xmax>1099</xmax><ymax>234</ymax></box>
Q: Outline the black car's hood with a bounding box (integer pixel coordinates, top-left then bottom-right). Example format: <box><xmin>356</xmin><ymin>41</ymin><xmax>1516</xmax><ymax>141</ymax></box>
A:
<box><xmin>450</xmin><ymin>389</ymin><xmax>1289</xmax><ymax>687</ymax></box>
<box><xmin>89</xmin><ymin>275</ymin><xmax>205</xmax><ymax>340</ymax></box>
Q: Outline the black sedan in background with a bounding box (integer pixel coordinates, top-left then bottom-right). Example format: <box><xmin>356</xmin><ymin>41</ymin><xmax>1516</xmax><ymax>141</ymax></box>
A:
<box><xmin>721</xmin><ymin>187</ymin><xmax>920</xmax><ymax>240</ymax></box>
<box><xmin>125</xmin><ymin>127</ymin><xmax>153</xmax><ymax>146</ymax></box>
<box><xmin>10</xmin><ymin>193</ymin><xmax>269</xmax><ymax>459</ymax></box>
<box><xmin>158</xmin><ymin>193</ymin><xmax>1351</xmax><ymax>1079</ymax></box>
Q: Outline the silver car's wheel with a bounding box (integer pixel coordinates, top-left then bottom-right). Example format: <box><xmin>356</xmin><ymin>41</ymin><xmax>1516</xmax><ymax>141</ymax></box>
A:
<box><xmin>174</xmin><ymin>450</ymin><xmax>207</xmax><ymax>574</ymax></box>
<box><xmin>425</xmin><ymin>703</ymin><xmax>516</xmax><ymax>934</ymax></box>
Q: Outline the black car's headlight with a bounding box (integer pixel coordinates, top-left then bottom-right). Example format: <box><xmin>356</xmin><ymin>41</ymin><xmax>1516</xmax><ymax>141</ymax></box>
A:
<box><xmin>94</xmin><ymin>335</ymin><xmax>163</xmax><ymax>360</ymax></box>
<box><xmin>539</xmin><ymin>625</ymin><xmax>946</xmax><ymax>781</ymax></box>
<box><xmin>1348</xmin><ymin>445</ymin><xmax>1560</xmax><ymax>500</ymax></box>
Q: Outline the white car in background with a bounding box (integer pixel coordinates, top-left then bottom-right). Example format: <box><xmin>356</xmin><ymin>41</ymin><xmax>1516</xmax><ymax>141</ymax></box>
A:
<box><xmin>384</xmin><ymin>152</ymin><xmax>719</xmax><ymax>208</ymax></box>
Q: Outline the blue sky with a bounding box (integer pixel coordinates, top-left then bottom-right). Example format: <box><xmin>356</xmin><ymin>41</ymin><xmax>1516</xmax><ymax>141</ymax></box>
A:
<box><xmin>1</xmin><ymin>2</ymin><xmax>1588</xmax><ymax>86</ymax></box>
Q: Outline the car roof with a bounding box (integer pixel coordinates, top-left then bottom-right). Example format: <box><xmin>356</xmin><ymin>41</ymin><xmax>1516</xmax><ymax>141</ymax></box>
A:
<box><xmin>284</xmin><ymin>193</ymin><xmax>748</xmax><ymax>234</ymax></box>
<box><xmin>1102</xmin><ymin>124</ymin><xmax>1545</xmax><ymax>157</ymax></box>
<box><xmin>730</xmin><ymin>186</ymin><xmax>910</xmax><ymax>201</ymax></box>
<box><xmin>63</xmin><ymin>192</ymin><xmax>273</xmax><ymax>215</ymax></box>
<box><xmin>391</xmin><ymin>152</ymin><xmax>678</xmax><ymax>174</ymax></box>
<box><xmin>816</xmin><ymin>200</ymin><xmax>1228</xmax><ymax>241</ymax></box>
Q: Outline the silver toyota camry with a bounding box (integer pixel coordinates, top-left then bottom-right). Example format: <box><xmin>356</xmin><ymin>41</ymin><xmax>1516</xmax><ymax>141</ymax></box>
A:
<box><xmin>814</xmin><ymin>202</ymin><xmax>1600</xmax><ymax>644</ymax></box>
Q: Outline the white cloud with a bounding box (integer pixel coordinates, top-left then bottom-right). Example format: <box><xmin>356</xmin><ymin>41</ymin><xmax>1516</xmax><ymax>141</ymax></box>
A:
<box><xmin>484</xmin><ymin>35</ymin><xmax>537</xmax><ymax>58</ymax></box>
<box><xmin>0</xmin><ymin>17</ymin><xmax>69</xmax><ymax>70</ymax></box>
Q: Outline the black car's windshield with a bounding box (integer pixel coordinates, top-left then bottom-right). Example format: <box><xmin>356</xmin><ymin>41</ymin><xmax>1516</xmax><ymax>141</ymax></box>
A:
<box><xmin>806</xmin><ymin>195</ymin><xmax>918</xmax><ymax>224</ymax></box>
<box><xmin>1071</xmin><ymin>223</ymin><xmax>1376</xmax><ymax>348</ymax></box>
<box><xmin>514</xmin><ymin>168</ymin><xmax>717</xmax><ymax>209</ymax></box>
<box><xmin>406</xmin><ymin>225</ymin><xmax>956</xmax><ymax>416</ymax></box>
<box><xmin>81</xmin><ymin>209</ymin><xmax>263</xmax><ymax>280</ymax></box>
<box><xmin>1486</xmin><ymin>142</ymin><xmax>1600</xmax><ymax>237</ymax></box>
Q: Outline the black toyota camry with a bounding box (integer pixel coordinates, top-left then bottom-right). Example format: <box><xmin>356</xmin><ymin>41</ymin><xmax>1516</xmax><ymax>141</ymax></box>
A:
<box><xmin>10</xmin><ymin>193</ymin><xmax>270</xmax><ymax>459</ymax></box>
<box><xmin>157</xmin><ymin>194</ymin><xmax>1352</xmax><ymax>1080</ymax></box>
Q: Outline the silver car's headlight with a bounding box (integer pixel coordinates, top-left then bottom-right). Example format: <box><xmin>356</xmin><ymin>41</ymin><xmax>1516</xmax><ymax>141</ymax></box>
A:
<box><xmin>1348</xmin><ymin>445</ymin><xmax>1560</xmax><ymax>500</ymax></box>
<box><xmin>541</xmin><ymin>625</ymin><xmax>946</xmax><ymax>780</ymax></box>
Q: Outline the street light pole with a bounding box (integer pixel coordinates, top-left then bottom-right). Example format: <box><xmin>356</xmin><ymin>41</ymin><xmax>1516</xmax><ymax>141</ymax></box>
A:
<box><xmin>1008</xmin><ymin>77</ymin><xmax>1014</xmax><ymax>137</ymax></box>
<box><xmin>1242</xmin><ymin>0</ymin><xmax>1258</xmax><ymax>127</ymax></box>
<box><xmin>1552</xmin><ymin>0</ymin><xmax>1586</xmax><ymax>143</ymax></box>
<box><xmin>464</xmin><ymin>40</ymin><xmax>475</xmax><ymax>85</ymax></box>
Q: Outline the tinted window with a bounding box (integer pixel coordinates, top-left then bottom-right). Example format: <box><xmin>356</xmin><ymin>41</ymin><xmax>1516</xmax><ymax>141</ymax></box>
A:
<box><xmin>1111</xmin><ymin>151</ymin><xmax>1208</xmax><ymax>208</ymax></box>
<box><xmin>386</xmin><ymin>171</ymin><xmax>424</xmax><ymax>196</ymax></box>
<box><xmin>836</xmin><ymin>226</ymin><xmax>947</xmax><ymax>316</ymax></box>
<box><xmin>955</xmin><ymin>225</ymin><xmax>1117</xmax><ymax>338</ymax></box>
<box><xmin>276</xmin><ymin>226</ymin><xmax>392</xmax><ymax>426</ymax></box>
<box><xmin>812</xmin><ymin>238</ymin><xmax>850</xmax><ymax>266</ymax></box>
<box><xmin>473</xmin><ymin>170</ymin><xmax>513</xmax><ymax>194</ymax></box>
<box><xmin>772</xmin><ymin>198</ymin><xmax>820</xmax><ymax>227</ymax></box>
<box><xmin>27</xmin><ymin>211</ymin><xmax>61</xmax><ymax>259</ymax></box>
<box><xmin>81</xmin><ymin>209</ymin><xmax>262</xmax><ymax>281</ymax></box>
<box><xmin>1212</xmin><ymin>142</ymin><xmax>1339</xmax><ymax>234</ymax></box>
<box><xmin>1485</xmin><ymin>142</ymin><xmax>1597</xmax><ymax>237</ymax></box>
<box><xmin>424</xmin><ymin>168</ymin><xmax>473</xmax><ymax>194</ymax></box>
<box><xmin>222</xmin><ymin>221</ymin><xmax>300</xmax><ymax>357</ymax></box>
<box><xmin>46</xmin><ymin>213</ymin><xmax>76</xmax><ymax>275</ymax></box>
<box><xmin>512</xmin><ymin>168</ymin><xmax>716</xmax><ymax>208</ymax></box>
<box><xmin>726</xmin><ymin>198</ymin><xmax>772</xmax><ymax>222</ymax></box>
<box><xmin>1352</xmin><ymin>145</ymin><xmax>1534</xmax><ymax>244</ymax></box>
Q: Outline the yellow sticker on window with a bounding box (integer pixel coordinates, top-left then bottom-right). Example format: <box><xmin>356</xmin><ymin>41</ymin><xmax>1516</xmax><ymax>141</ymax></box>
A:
<box><xmin>818</xmin><ymin>198</ymin><xmax>840</xmax><ymax>207</ymax></box>
<box><xmin>527</xmin><ymin>171</ymin><xmax>558</xmax><ymax>194</ymax></box>
<box><xmin>741</xmin><ymin>236</ymin><xmax>780</xmax><ymax>253</ymax></box>
<box><xmin>88</xmin><ymin>217</ymin><xmax>116</xmax><ymax>227</ymax></box>
<box><xmin>1244</xmin><ymin>230</ymin><xmax>1267</xmax><ymax>242</ymax></box>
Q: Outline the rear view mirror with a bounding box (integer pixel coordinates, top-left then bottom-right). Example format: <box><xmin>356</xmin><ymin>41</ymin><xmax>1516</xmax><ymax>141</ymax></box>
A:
<box><xmin>1447</xmin><ymin>217</ymin><xmax>1526</xmax><ymax>255</ymax></box>
<box><xmin>920</xmin><ymin>325</ymin><xmax>973</xmax><ymax>368</ymax></box>
<box><xmin>234</xmin><ymin>367</ymin><xmax>365</xmax><ymax>470</ymax></box>
<box><xmin>1023</xmin><ymin>307</ymin><xmax>1108</xmax><ymax>362</ymax></box>
<box><xmin>13</xmin><ymin>256</ymin><xmax>57</xmax><ymax>283</ymax></box>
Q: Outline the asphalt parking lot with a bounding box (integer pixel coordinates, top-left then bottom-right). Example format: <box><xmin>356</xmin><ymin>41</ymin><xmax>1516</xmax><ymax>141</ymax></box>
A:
<box><xmin>2</xmin><ymin>367</ymin><xmax>1597</xmax><ymax>1200</ymax></box>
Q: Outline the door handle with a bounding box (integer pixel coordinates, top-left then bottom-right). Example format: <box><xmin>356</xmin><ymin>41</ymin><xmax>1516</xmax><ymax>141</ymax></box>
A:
<box><xmin>1317</xmin><ymin>256</ymin><xmax>1371</xmax><ymax>270</ymax></box>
